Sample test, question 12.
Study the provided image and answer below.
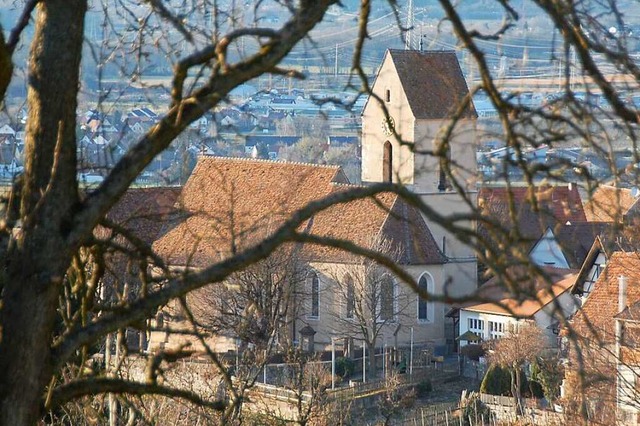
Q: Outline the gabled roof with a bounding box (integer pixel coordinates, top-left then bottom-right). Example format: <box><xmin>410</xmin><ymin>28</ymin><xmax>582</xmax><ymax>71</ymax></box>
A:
<box><xmin>104</xmin><ymin>187</ymin><xmax>182</xmax><ymax>245</ymax></box>
<box><xmin>553</xmin><ymin>222</ymin><xmax>613</xmax><ymax>269</ymax></box>
<box><xmin>462</xmin><ymin>267</ymin><xmax>577</xmax><ymax>318</ymax></box>
<box><xmin>386</xmin><ymin>49</ymin><xmax>477</xmax><ymax>120</ymax></box>
<box><xmin>571</xmin><ymin>252</ymin><xmax>640</xmax><ymax>343</ymax></box>
<box><xmin>583</xmin><ymin>185</ymin><xmax>640</xmax><ymax>223</ymax></box>
<box><xmin>306</xmin><ymin>186</ymin><xmax>446</xmax><ymax>264</ymax></box>
<box><xmin>153</xmin><ymin>156</ymin><xmax>445</xmax><ymax>267</ymax></box>
<box><xmin>478</xmin><ymin>184</ymin><xmax>586</xmax><ymax>243</ymax></box>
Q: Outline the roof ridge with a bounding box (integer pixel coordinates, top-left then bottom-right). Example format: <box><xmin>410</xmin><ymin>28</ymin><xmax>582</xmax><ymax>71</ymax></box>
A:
<box><xmin>198</xmin><ymin>154</ymin><xmax>341</xmax><ymax>170</ymax></box>
<box><xmin>330</xmin><ymin>182</ymin><xmax>367</xmax><ymax>188</ymax></box>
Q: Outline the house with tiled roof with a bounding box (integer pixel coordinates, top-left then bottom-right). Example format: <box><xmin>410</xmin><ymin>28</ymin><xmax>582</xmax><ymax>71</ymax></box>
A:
<box><xmin>476</xmin><ymin>184</ymin><xmax>588</xmax><ymax>280</ymax></box>
<box><xmin>478</xmin><ymin>184</ymin><xmax>587</xmax><ymax>240</ymax></box>
<box><xmin>584</xmin><ymin>184</ymin><xmax>640</xmax><ymax>223</ymax></box>
<box><xmin>456</xmin><ymin>212</ymin><xmax>606</xmax><ymax>351</ymax></box>
<box><xmin>528</xmin><ymin>221</ymin><xmax>611</xmax><ymax>270</ymax></box>
<box><xmin>458</xmin><ymin>267</ymin><xmax>578</xmax><ymax>348</ymax></box>
<box><xmin>563</xmin><ymin>252</ymin><xmax>640</xmax><ymax>424</ymax></box>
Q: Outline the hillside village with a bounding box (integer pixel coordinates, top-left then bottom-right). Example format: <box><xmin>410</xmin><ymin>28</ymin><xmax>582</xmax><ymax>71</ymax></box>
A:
<box><xmin>7</xmin><ymin>0</ymin><xmax>640</xmax><ymax>424</ymax></box>
<box><xmin>64</xmin><ymin>49</ymin><xmax>640</xmax><ymax>424</ymax></box>
<box><xmin>0</xmin><ymin>45</ymin><xmax>636</xmax><ymax>423</ymax></box>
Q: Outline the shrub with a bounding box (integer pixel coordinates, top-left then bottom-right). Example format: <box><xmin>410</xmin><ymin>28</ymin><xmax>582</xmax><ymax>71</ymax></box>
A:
<box><xmin>480</xmin><ymin>365</ymin><xmax>511</xmax><ymax>396</ymax></box>
<box><xmin>529</xmin><ymin>380</ymin><xmax>545</xmax><ymax>399</ymax></box>
<box><xmin>531</xmin><ymin>356</ymin><xmax>564</xmax><ymax>403</ymax></box>
<box><xmin>460</xmin><ymin>344</ymin><xmax>485</xmax><ymax>362</ymax></box>
<box><xmin>335</xmin><ymin>357</ymin><xmax>355</xmax><ymax>379</ymax></box>
<box><xmin>480</xmin><ymin>365</ymin><xmax>530</xmax><ymax>397</ymax></box>
<box><xmin>415</xmin><ymin>379</ymin><xmax>433</xmax><ymax>397</ymax></box>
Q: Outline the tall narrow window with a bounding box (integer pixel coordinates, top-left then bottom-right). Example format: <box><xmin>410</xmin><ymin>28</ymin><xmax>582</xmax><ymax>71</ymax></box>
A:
<box><xmin>380</xmin><ymin>275</ymin><xmax>395</xmax><ymax>321</ymax></box>
<box><xmin>438</xmin><ymin>144</ymin><xmax>451</xmax><ymax>191</ymax></box>
<box><xmin>310</xmin><ymin>272</ymin><xmax>319</xmax><ymax>318</ymax></box>
<box><xmin>417</xmin><ymin>274</ymin><xmax>430</xmax><ymax>321</ymax></box>
<box><xmin>385</xmin><ymin>89</ymin><xmax>391</xmax><ymax>103</ymax></box>
<box><xmin>383</xmin><ymin>141</ymin><xmax>392</xmax><ymax>183</ymax></box>
<box><xmin>345</xmin><ymin>274</ymin><xmax>355</xmax><ymax>319</ymax></box>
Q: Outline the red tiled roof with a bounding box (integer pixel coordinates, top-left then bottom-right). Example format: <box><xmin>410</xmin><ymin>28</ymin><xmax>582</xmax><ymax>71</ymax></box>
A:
<box><xmin>570</xmin><ymin>252</ymin><xmax>640</xmax><ymax>343</ymax></box>
<box><xmin>387</xmin><ymin>50</ymin><xmax>477</xmax><ymax>120</ymax></box>
<box><xmin>583</xmin><ymin>185</ymin><xmax>640</xmax><ymax>223</ymax></box>
<box><xmin>554</xmin><ymin>221</ymin><xmax>612</xmax><ymax>269</ymax></box>
<box><xmin>463</xmin><ymin>267</ymin><xmax>577</xmax><ymax>318</ymax></box>
<box><xmin>478</xmin><ymin>185</ymin><xmax>587</xmax><ymax>244</ymax></box>
<box><xmin>153</xmin><ymin>157</ymin><xmax>445</xmax><ymax>267</ymax></box>
<box><xmin>103</xmin><ymin>186</ymin><xmax>182</xmax><ymax>244</ymax></box>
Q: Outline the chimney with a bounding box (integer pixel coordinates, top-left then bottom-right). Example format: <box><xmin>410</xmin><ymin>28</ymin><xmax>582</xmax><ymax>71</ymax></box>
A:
<box><xmin>619</xmin><ymin>275</ymin><xmax>628</xmax><ymax>313</ymax></box>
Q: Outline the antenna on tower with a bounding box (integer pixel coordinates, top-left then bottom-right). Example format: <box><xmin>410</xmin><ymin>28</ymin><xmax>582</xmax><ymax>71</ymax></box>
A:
<box><xmin>405</xmin><ymin>0</ymin><xmax>414</xmax><ymax>50</ymax></box>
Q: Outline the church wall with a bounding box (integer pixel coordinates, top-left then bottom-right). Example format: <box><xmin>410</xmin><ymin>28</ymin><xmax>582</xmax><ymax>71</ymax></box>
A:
<box><xmin>302</xmin><ymin>262</ymin><xmax>448</xmax><ymax>351</ymax></box>
<box><xmin>413</xmin><ymin>118</ymin><xmax>477</xmax><ymax>193</ymax></box>
<box><xmin>416</xmin><ymin>192</ymin><xmax>477</xmax><ymax>263</ymax></box>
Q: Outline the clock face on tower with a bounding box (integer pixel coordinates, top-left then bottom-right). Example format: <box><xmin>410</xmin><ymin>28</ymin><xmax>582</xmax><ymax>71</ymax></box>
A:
<box><xmin>381</xmin><ymin>116</ymin><xmax>395</xmax><ymax>136</ymax></box>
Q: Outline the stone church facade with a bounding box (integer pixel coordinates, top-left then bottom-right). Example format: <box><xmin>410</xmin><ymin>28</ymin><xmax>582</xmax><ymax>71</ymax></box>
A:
<box><xmin>145</xmin><ymin>49</ymin><xmax>478</xmax><ymax>355</ymax></box>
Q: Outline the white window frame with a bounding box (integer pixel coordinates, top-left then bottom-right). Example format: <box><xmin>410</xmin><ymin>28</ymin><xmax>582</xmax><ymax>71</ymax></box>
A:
<box><xmin>468</xmin><ymin>318</ymin><xmax>485</xmax><ymax>338</ymax></box>
<box><xmin>488</xmin><ymin>320</ymin><xmax>505</xmax><ymax>339</ymax></box>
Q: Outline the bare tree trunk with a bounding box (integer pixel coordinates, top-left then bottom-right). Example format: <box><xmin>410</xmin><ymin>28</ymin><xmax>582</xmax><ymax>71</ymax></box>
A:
<box><xmin>0</xmin><ymin>1</ymin><xmax>86</xmax><ymax>424</ymax></box>
<box><xmin>513</xmin><ymin>363</ymin><xmax>523</xmax><ymax>416</ymax></box>
<box><xmin>368</xmin><ymin>341</ymin><xmax>377</xmax><ymax>379</ymax></box>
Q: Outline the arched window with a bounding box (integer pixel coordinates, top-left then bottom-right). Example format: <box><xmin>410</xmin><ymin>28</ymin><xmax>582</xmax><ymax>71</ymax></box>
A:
<box><xmin>383</xmin><ymin>141</ymin><xmax>392</xmax><ymax>183</ymax></box>
<box><xmin>345</xmin><ymin>274</ymin><xmax>355</xmax><ymax>319</ymax></box>
<box><xmin>309</xmin><ymin>272</ymin><xmax>319</xmax><ymax>318</ymax></box>
<box><xmin>380</xmin><ymin>275</ymin><xmax>395</xmax><ymax>321</ymax></box>
<box><xmin>417</xmin><ymin>273</ymin><xmax>433</xmax><ymax>322</ymax></box>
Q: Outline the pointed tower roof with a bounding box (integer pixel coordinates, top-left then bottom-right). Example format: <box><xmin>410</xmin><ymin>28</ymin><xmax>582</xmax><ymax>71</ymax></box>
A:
<box><xmin>386</xmin><ymin>49</ymin><xmax>477</xmax><ymax>120</ymax></box>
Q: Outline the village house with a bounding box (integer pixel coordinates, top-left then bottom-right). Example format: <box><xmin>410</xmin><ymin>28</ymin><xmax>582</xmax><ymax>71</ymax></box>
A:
<box><xmin>458</xmin><ymin>267</ymin><xmax>578</xmax><ymax>348</ymax></box>
<box><xmin>583</xmin><ymin>184</ymin><xmax>640</xmax><ymax>223</ymax></box>
<box><xmin>477</xmin><ymin>185</ymin><xmax>588</xmax><ymax>272</ymax></box>
<box><xmin>563</xmin><ymin>251</ymin><xmax>640</xmax><ymax>425</ymax></box>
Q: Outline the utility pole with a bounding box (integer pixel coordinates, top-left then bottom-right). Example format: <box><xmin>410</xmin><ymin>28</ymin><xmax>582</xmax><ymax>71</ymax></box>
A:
<box><xmin>362</xmin><ymin>341</ymin><xmax>366</xmax><ymax>383</ymax></box>
<box><xmin>331</xmin><ymin>337</ymin><xmax>336</xmax><ymax>389</ymax></box>
<box><xmin>410</xmin><ymin>327</ymin><xmax>414</xmax><ymax>376</ymax></box>
<box><xmin>405</xmin><ymin>0</ymin><xmax>414</xmax><ymax>50</ymax></box>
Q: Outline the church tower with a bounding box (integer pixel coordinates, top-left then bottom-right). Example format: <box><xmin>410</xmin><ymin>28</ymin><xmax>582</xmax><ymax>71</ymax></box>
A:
<box><xmin>361</xmin><ymin>49</ymin><xmax>478</xmax><ymax>296</ymax></box>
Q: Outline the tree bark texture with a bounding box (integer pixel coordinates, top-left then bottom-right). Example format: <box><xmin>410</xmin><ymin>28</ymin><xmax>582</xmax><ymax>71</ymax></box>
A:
<box><xmin>368</xmin><ymin>341</ymin><xmax>377</xmax><ymax>379</ymax></box>
<box><xmin>0</xmin><ymin>1</ymin><xmax>86</xmax><ymax>425</ymax></box>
